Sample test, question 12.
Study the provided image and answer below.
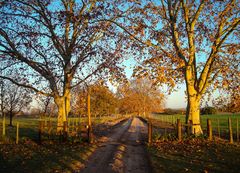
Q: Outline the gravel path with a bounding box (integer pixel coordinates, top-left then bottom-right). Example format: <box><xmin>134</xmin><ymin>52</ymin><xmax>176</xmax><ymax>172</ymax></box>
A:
<box><xmin>81</xmin><ymin>117</ymin><xmax>152</xmax><ymax>173</ymax></box>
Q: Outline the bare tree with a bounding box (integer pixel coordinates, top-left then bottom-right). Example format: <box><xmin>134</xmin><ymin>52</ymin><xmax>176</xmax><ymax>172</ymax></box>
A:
<box><xmin>0</xmin><ymin>79</ymin><xmax>6</xmax><ymax>118</ymax></box>
<box><xmin>0</xmin><ymin>0</ymin><xmax>126</xmax><ymax>130</ymax></box>
<box><xmin>36</xmin><ymin>95</ymin><xmax>54</xmax><ymax>118</ymax></box>
<box><xmin>0</xmin><ymin>80</ymin><xmax>32</xmax><ymax>126</ymax></box>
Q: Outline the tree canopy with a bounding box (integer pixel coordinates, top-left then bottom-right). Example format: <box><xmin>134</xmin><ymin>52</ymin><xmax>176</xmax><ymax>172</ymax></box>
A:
<box><xmin>0</xmin><ymin>1</ymin><xmax>238</xmax><ymax>133</ymax></box>
<box><xmin>0</xmin><ymin>0</ymin><xmax>128</xmax><ymax>128</ymax></box>
<box><xmin>117</xmin><ymin>78</ymin><xmax>165</xmax><ymax>115</ymax></box>
<box><xmin>118</xmin><ymin>0</ymin><xmax>239</xmax><ymax>134</ymax></box>
<box><xmin>73</xmin><ymin>84</ymin><xmax>118</xmax><ymax>117</ymax></box>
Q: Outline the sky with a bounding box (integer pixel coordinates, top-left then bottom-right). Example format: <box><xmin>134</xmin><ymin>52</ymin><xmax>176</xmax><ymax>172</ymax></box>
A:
<box><xmin>120</xmin><ymin>58</ymin><xmax>220</xmax><ymax>109</ymax></box>
<box><xmin>120</xmin><ymin>58</ymin><xmax>187</xmax><ymax>109</ymax></box>
<box><xmin>165</xmin><ymin>87</ymin><xmax>187</xmax><ymax>108</ymax></box>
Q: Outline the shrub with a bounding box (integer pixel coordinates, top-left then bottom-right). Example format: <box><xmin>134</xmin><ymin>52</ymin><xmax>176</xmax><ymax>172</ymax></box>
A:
<box><xmin>200</xmin><ymin>106</ymin><xmax>217</xmax><ymax>115</ymax></box>
<box><xmin>163</xmin><ymin>108</ymin><xmax>185</xmax><ymax>115</ymax></box>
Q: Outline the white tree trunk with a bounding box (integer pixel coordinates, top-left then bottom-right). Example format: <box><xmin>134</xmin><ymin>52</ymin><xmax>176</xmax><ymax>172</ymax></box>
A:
<box><xmin>55</xmin><ymin>92</ymin><xmax>71</xmax><ymax>132</ymax></box>
<box><xmin>186</xmin><ymin>95</ymin><xmax>203</xmax><ymax>135</ymax></box>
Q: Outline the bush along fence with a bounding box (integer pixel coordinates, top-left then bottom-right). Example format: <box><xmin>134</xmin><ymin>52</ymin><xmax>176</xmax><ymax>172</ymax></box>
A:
<box><xmin>146</xmin><ymin>116</ymin><xmax>239</xmax><ymax>144</ymax></box>
<box><xmin>38</xmin><ymin>118</ymin><xmax>92</xmax><ymax>144</ymax></box>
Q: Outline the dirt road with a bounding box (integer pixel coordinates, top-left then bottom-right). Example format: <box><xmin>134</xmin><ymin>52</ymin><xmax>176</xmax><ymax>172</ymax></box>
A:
<box><xmin>81</xmin><ymin>117</ymin><xmax>152</xmax><ymax>173</ymax></box>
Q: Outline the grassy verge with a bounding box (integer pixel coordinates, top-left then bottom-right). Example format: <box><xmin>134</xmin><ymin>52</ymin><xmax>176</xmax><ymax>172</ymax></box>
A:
<box><xmin>148</xmin><ymin>139</ymin><xmax>240</xmax><ymax>173</ymax></box>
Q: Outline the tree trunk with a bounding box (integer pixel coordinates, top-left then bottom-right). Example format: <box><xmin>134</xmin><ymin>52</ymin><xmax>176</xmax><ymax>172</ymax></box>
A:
<box><xmin>186</xmin><ymin>95</ymin><xmax>202</xmax><ymax>135</ymax></box>
<box><xmin>185</xmin><ymin>65</ymin><xmax>203</xmax><ymax>135</ymax></box>
<box><xmin>55</xmin><ymin>94</ymin><xmax>71</xmax><ymax>132</ymax></box>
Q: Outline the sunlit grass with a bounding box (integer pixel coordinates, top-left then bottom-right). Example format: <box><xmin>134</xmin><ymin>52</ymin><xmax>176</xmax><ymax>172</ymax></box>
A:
<box><xmin>0</xmin><ymin>115</ymin><xmax>125</xmax><ymax>142</ymax></box>
<box><xmin>151</xmin><ymin>113</ymin><xmax>240</xmax><ymax>131</ymax></box>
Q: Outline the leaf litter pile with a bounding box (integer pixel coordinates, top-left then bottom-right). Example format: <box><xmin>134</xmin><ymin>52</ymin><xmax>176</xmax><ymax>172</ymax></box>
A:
<box><xmin>148</xmin><ymin>138</ymin><xmax>240</xmax><ymax>173</ymax></box>
<box><xmin>0</xmin><ymin>139</ymin><xmax>96</xmax><ymax>173</ymax></box>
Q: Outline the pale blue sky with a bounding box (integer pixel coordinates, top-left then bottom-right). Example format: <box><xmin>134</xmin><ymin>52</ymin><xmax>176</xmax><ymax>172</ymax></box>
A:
<box><xmin>166</xmin><ymin>87</ymin><xmax>187</xmax><ymax>108</ymax></box>
<box><xmin>119</xmin><ymin>58</ymin><xmax>187</xmax><ymax>109</ymax></box>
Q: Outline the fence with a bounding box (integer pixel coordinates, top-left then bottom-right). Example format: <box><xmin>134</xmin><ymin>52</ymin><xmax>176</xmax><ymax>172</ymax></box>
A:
<box><xmin>146</xmin><ymin>115</ymin><xmax>240</xmax><ymax>144</ymax></box>
<box><xmin>0</xmin><ymin>116</ymin><xmax>20</xmax><ymax>144</ymax></box>
<box><xmin>0</xmin><ymin>115</ymin><xmax>126</xmax><ymax>144</ymax></box>
<box><xmin>0</xmin><ymin>118</ymin><xmax>92</xmax><ymax>144</ymax></box>
<box><xmin>38</xmin><ymin>119</ymin><xmax>91</xmax><ymax>144</ymax></box>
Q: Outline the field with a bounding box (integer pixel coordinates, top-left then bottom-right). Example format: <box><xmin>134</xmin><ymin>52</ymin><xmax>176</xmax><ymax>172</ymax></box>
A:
<box><xmin>151</xmin><ymin>113</ymin><xmax>240</xmax><ymax>140</ymax></box>
<box><xmin>0</xmin><ymin>115</ymin><xmax>125</xmax><ymax>143</ymax></box>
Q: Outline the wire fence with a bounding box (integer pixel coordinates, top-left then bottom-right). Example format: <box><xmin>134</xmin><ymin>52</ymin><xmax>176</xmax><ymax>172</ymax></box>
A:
<box><xmin>147</xmin><ymin>114</ymin><xmax>240</xmax><ymax>143</ymax></box>
<box><xmin>0</xmin><ymin>114</ymin><xmax>125</xmax><ymax>144</ymax></box>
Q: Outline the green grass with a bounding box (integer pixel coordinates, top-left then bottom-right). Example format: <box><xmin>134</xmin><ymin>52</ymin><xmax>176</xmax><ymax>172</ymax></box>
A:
<box><xmin>0</xmin><ymin>115</ymin><xmax>124</xmax><ymax>143</ymax></box>
<box><xmin>151</xmin><ymin>113</ymin><xmax>240</xmax><ymax>136</ymax></box>
<box><xmin>148</xmin><ymin>139</ymin><xmax>240</xmax><ymax>173</ymax></box>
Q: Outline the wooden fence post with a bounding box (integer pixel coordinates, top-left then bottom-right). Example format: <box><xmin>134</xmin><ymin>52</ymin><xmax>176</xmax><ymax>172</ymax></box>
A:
<box><xmin>177</xmin><ymin>119</ymin><xmax>181</xmax><ymax>141</ymax></box>
<box><xmin>217</xmin><ymin>119</ymin><xmax>220</xmax><ymax>138</ymax></box>
<box><xmin>148</xmin><ymin>121</ymin><xmax>152</xmax><ymax>144</ymax></box>
<box><xmin>187</xmin><ymin>120</ymin><xmax>193</xmax><ymax>135</ymax></box>
<box><xmin>47</xmin><ymin>121</ymin><xmax>52</xmax><ymax>139</ymax></box>
<box><xmin>16</xmin><ymin>122</ymin><xmax>19</xmax><ymax>144</ymax></box>
<box><xmin>38</xmin><ymin>121</ymin><xmax>43</xmax><ymax>144</ymax></box>
<box><xmin>74</xmin><ymin>118</ymin><xmax>77</xmax><ymax>126</ymax></box>
<box><xmin>228</xmin><ymin>118</ymin><xmax>233</xmax><ymax>144</ymax></box>
<box><xmin>87</xmin><ymin>87</ymin><xmax>93</xmax><ymax>144</ymax></box>
<box><xmin>207</xmin><ymin>119</ymin><xmax>212</xmax><ymax>141</ymax></box>
<box><xmin>237</xmin><ymin>118</ymin><xmax>239</xmax><ymax>142</ymax></box>
<box><xmin>63</xmin><ymin>121</ymin><xmax>68</xmax><ymax>142</ymax></box>
<box><xmin>87</xmin><ymin>125</ymin><xmax>93</xmax><ymax>144</ymax></box>
<box><xmin>2</xmin><ymin>113</ymin><xmax>6</xmax><ymax>137</ymax></box>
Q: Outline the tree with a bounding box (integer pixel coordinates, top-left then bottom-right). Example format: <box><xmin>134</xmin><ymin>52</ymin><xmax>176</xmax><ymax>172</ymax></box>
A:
<box><xmin>71</xmin><ymin>85</ymin><xmax>87</xmax><ymax>117</ymax></box>
<box><xmin>36</xmin><ymin>95</ymin><xmax>57</xmax><ymax>118</ymax></box>
<box><xmin>118</xmin><ymin>0</ymin><xmax>239</xmax><ymax>134</ymax></box>
<box><xmin>0</xmin><ymin>80</ymin><xmax>32</xmax><ymax>126</ymax></box>
<box><xmin>90</xmin><ymin>84</ymin><xmax>118</xmax><ymax>117</ymax></box>
<box><xmin>117</xmin><ymin>78</ymin><xmax>165</xmax><ymax>116</ymax></box>
<box><xmin>0</xmin><ymin>79</ymin><xmax>5</xmax><ymax>118</ymax></box>
<box><xmin>72</xmin><ymin>83</ymin><xmax>118</xmax><ymax>118</ymax></box>
<box><xmin>0</xmin><ymin>0</ymin><xmax>126</xmax><ymax>130</ymax></box>
<box><xmin>228</xmin><ymin>94</ymin><xmax>240</xmax><ymax>113</ymax></box>
<box><xmin>213</xmin><ymin>84</ymin><xmax>240</xmax><ymax>113</ymax></box>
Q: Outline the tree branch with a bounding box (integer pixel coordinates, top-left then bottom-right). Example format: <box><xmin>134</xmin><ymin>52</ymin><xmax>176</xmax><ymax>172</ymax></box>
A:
<box><xmin>0</xmin><ymin>75</ymin><xmax>52</xmax><ymax>97</ymax></box>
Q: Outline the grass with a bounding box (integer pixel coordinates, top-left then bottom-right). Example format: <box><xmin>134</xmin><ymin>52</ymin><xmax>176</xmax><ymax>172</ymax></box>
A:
<box><xmin>0</xmin><ymin>115</ymin><xmax>124</xmax><ymax>142</ymax></box>
<box><xmin>151</xmin><ymin>113</ymin><xmax>240</xmax><ymax>137</ymax></box>
<box><xmin>148</xmin><ymin>139</ymin><xmax>240</xmax><ymax>173</ymax></box>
